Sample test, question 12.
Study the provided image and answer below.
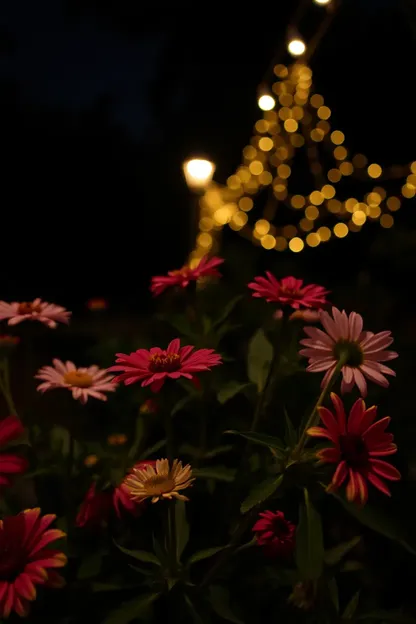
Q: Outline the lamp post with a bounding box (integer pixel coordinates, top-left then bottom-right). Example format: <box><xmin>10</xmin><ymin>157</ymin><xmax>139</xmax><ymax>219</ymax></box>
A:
<box><xmin>182</xmin><ymin>158</ymin><xmax>215</xmax><ymax>256</ymax></box>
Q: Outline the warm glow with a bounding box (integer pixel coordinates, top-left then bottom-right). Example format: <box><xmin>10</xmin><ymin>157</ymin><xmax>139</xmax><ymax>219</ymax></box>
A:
<box><xmin>255</xmin><ymin>219</ymin><xmax>270</xmax><ymax>236</ymax></box>
<box><xmin>258</xmin><ymin>95</ymin><xmax>276</xmax><ymax>111</ymax></box>
<box><xmin>333</xmin><ymin>223</ymin><xmax>348</xmax><ymax>238</ymax></box>
<box><xmin>306</xmin><ymin>233</ymin><xmax>320</xmax><ymax>247</ymax></box>
<box><xmin>314</xmin><ymin>0</ymin><xmax>331</xmax><ymax>4</ymax></box>
<box><xmin>331</xmin><ymin>130</ymin><xmax>345</xmax><ymax>145</ymax></box>
<box><xmin>239</xmin><ymin>197</ymin><xmax>253</xmax><ymax>212</ymax></box>
<box><xmin>352</xmin><ymin>210</ymin><xmax>367</xmax><ymax>226</ymax></box>
<box><xmin>380</xmin><ymin>214</ymin><xmax>394</xmax><ymax>228</ymax></box>
<box><xmin>275</xmin><ymin>236</ymin><xmax>287</xmax><ymax>251</ymax></box>
<box><xmin>183</xmin><ymin>158</ymin><xmax>215</xmax><ymax>190</ymax></box>
<box><xmin>289</xmin><ymin>237</ymin><xmax>305</xmax><ymax>252</ymax></box>
<box><xmin>305</xmin><ymin>205</ymin><xmax>319</xmax><ymax>220</ymax></box>
<box><xmin>258</xmin><ymin>137</ymin><xmax>274</xmax><ymax>151</ymax></box>
<box><xmin>387</xmin><ymin>196</ymin><xmax>401</xmax><ymax>211</ymax></box>
<box><xmin>317</xmin><ymin>226</ymin><xmax>331</xmax><ymax>242</ymax></box>
<box><xmin>288</xmin><ymin>38</ymin><xmax>306</xmax><ymax>57</ymax></box>
<box><xmin>367</xmin><ymin>163</ymin><xmax>382</xmax><ymax>179</ymax></box>
<box><xmin>261</xmin><ymin>234</ymin><xmax>276</xmax><ymax>250</ymax></box>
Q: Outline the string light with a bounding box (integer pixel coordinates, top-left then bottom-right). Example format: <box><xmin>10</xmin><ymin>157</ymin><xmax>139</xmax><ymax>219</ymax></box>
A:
<box><xmin>314</xmin><ymin>0</ymin><xmax>331</xmax><ymax>4</ymax></box>
<box><xmin>288</xmin><ymin>39</ymin><xmax>306</xmax><ymax>57</ymax></box>
<box><xmin>258</xmin><ymin>95</ymin><xmax>276</xmax><ymax>111</ymax></box>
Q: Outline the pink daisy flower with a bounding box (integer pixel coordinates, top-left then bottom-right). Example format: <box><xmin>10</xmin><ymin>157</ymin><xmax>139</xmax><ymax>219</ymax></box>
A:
<box><xmin>108</xmin><ymin>338</ymin><xmax>222</xmax><ymax>392</ymax></box>
<box><xmin>0</xmin><ymin>299</ymin><xmax>71</xmax><ymax>329</ymax></box>
<box><xmin>248</xmin><ymin>274</ymin><xmax>329</xmax><ymax>310</ymax></box>
<box><xmin>308</xmin><ymin>393</ymin><xmax>400</xmax><ymax>505</ymax></box>
<box><xmin>150</xmin><ymin>256</ymin><xmax>224</xmax><ymax>296</ymax></box>
<box><xmin>0</xmin><ymin>416</ymin><xmax>28</xmax><ymax>487</ymax></box>
<box><xmin>252</xmin><ymin>510</ymin><xmax>295</xmax><ymax>558</ymax></box>
<box><xmin>299</xmin><ymin>307</ymin><xmax>398</xmax><ymax>397</ymax></box>
<box><xmin>35</xmin><ymin>359</ymin><xmax>117</xmax><ymax>404</ymax></box>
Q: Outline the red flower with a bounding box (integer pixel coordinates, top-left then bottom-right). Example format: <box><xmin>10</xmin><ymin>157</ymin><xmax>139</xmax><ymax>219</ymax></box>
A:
<box><xmin>0</xmin><ymin>416</ymin><xmax>27</xmax><ymax>487</ymax></box>
<box><xmin>0</xmin><ymin>508</ymin><xmax>66</xmax><ymax>619</ymax></box>
<box><xmin>109</xmin><ymin>338</ymin><xmax>222</xmax><ymax>393</ymax></box>
<box><xmin>248</xmin><ymin>274</ymin><xmax>329</xmax><ymax>310</ymax></box>
<box><xmin>150</xmin><ymin>256</ymin><xmax>224</xmax><ymax>296</ymax></box>
<box><xmin>308</xmin><ymin>393</ymin><xmax>401</xmax><ymax>505</ymax></box>
<box><xmin>76</xmin><ymin>461</ymin><xmax>157</xmax><ymax>528</ymax></box>
<box><xmin>252</xmin><ymin>510</ymin><xmax>295</xmax><ymax>558</ymax></box>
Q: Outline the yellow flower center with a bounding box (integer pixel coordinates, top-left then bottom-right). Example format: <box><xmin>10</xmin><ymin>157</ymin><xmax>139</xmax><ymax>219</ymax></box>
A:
<box><xmin>145</xmin><ymin>475</ymin><xmax>175</xmax><ymax>495</ymax></box>
<box><xmin>171</xmin><ymin>267</ymin><xmax>189</xmax><ymax>277</ymax></box>
<box><xmin>18</xmin><ymin>302</ymin><xmax>42</xmax><ymax>315</ymax></box>
<box><xmin>63</xmin><ymin>370</ymin><xmax>93</xmax><ymax>388</ymax></box>
<box><xmin>149</xmin><ymin>353</ymin><xmax>180</xmax><ymax>372</ymax></box>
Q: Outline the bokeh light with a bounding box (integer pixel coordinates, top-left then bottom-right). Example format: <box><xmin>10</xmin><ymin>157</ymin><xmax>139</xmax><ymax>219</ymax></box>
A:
<box><xmin>258</xmin><ymin>95</ymin><xmax>275</xmax><ymax>111</ymax></box>
<box><xmin>288</xmin><ymin>38</ymin><xmax>306</xmax><ymax>57</ymax></box>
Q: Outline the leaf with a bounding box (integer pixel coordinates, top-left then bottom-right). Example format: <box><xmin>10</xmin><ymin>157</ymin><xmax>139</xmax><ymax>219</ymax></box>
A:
<box><xmin>103</xmin><ymin>593</ymin><xmax>159</xmax><ymax>624</ymax></box>
<box><xmin>77</xmin><ymin>552</ymin><xmax>103</xmax><ymax>580</ymax></box>
<box><xmin>202</xmin><ymin>315</ymin><xmax>212</xmax><ymax>335</ymax></box>
<box><xmin>240</xmin><ymin>475</ymin><xmax>283</xmax><ymax>514</ymax></box>
<box><xmin>152</xmin><ymin>535</ymin><xmax>167</xmax><ymax>566</ymax></box>
<box><xmin>140</xmin><ymin>438</ymin><xmax>166</xmax><ymax>460</ymax></box>
<box><xmin>324</xmin><ymin>536</ymin><xmax>361</xmax><ymax>566</ymax></box>
<box><xmin>165</xmin><ymin>314</ymin><xmax>195</xmax><ymax>339</ymax></box>
<box><xmin>209</xmin><ymin>586</ymin><xmax>244</xmax><ymax>624</ymax></box>
<box><xmin>172</xmin><ymin>395</ymin><xmax>194</xmax><ymax>416</ymax></box>
<box><xmin>184</xmin><ymin>593</ymin><xmax>210</xmax><ymax>624</ymax></box>
<box><xmin>175</xmin><ymin>501</ymin><xmax>190</xmax><ymax>561</ymax></box>
<box><xmin>247</xmin><ymin>329</ymin><xmax>273</xmax><ymax>392</ymax></box>
<box><xmin>342</xmin><ymin>560</ymin><xmax>364</xmax><ymax>573</ymax></box>
<box><xmin>284</xmin><ymin>409</ymin><xmax>298</xmax><ymax>448</ymax></box>
<box><xmin>213</xmin><ymin>295</ymin><xmax>243</xmax><ymax>328</ymax></box>
<box><xmin>128</xmin><ymin>416</ymin><xmax>145</xmax><ymax>460</ymax></box>
<box><xmin>331</xmin><ymin>492</ymin><xmax>416</xmax><ymax>556</ymax></box>
<box><xmin>193</xmin><ymin>466</ymin><xmax>236</xmax><ymax>482</ymax></box>
<box><xmin>50</xmin><ymin>426</ymin><xmax>80</xmax><ymax>458</ymax></box>
<box><xmin>342</xmin><ymin>590</ymin><xmax>360</xmax><ymax>619</ymax></box>
<box><xmin>115</xmin><ymin>542</ymin><xmax>161</xmax><ymax>567</ymax></box>
<box><xmin>217</xmin><ymin>381</ymin><xmax>253</xmax><ymax>405</ymax></box>
<box><xmin>327</xmin><ymin>578</ymin><xmax>339</xmax><ymax>614</ymax></box>
<box><xmin>357</xmin><ymin>611</ymin><xmax>416</xmax><ymax>622</ymax></box>
<box><xmin>225</xmin><ymin>431</ymin><xmax>285</xmax><ymax>456</ymax></box>
<box><xmin>203</xmin><ymin>445</ymin><xmax>233</xmax><ymax>459</ymax></box>
<box><xmin>295</xmin><ymin>488</ymin><xmax>324</xmax><ymax>581</ymax></box>
<box><xmin>188</xmin><ymin>546</ymin><xmax>225</xmax><ymax>566</ymax></box>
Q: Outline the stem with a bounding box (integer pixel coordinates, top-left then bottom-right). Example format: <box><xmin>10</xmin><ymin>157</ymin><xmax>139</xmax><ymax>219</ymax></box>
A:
<box><xmin>294</xmin><ymin>355</ymin><xmax>347</xmax><ymax>457</ymax></box>
<box><xmin>250</xmin><ymin>331</ymin><xmax>281</xmax><ymax>433</ymax></box>
<box><xmin>164</xmin><ymin>409</ymin><xmax>174</xmax><ymax>463</ymax></box>
<box><xmin>168</xmin><ymin>501</ymin><xmax>177</xmax><ymax>575</ymax></box>
<box><xmin>0</xmin><ymin>360</ymin><xmax>17</xmax><ymax>416</ymax></box>
<box><xmin>197</xmin><ymin>411</ymin><xmax>207</xmax><ymax>465</ymax></box>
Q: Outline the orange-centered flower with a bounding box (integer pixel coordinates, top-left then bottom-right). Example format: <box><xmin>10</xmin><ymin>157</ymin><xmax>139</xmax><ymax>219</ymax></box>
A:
<box><xmin>125</xmin><ymin>458</ymin><xmax>194</xmax><ymax>503</ymax></box>
<box><xmin>0</xmin><ymin>299</ymin><xmax>71</xmax><ymax>329</ymax></box>
<box><xmin>36</xmin><ymin>359</ymin><xmax>117</xmax><ymax>403</ymax></box>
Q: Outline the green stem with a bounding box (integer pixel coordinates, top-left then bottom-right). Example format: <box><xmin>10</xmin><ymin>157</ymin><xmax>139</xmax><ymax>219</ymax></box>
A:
<box><xmin>67</xmin><ymin>433</ymin><xmax>75</xmax><ymax>479</ymax></box>
<box><xmin>0</xmin><ymin>359</ymin><xmax>17</xmax><ymax>415</ymax></box>
<box><xmin>164</xmin><ymin>410</ymin><xmax>174</xmax><ymax>463</ymax></box>
<box><xmin>249</xmin><ymin>328</ymin><xmax>282</xmax><ymax>433</ymax></box>
<box><xmin>197</xmin><ymin>411</ymin><xmax>207</xmax><ymax>465</ymax></box>
<box><xmin>294</xmin><ymin>355</ymin><xmax>347</xmax><ymax>458</ymax></box>
<box><xmin>168</xmin><ymin>501</ymin><xmax>177</xmax><ymax>575</ymax></box>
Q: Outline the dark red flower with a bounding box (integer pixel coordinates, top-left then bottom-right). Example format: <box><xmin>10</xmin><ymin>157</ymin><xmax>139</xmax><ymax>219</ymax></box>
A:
<box><xmin>248</xmin><ymin>274</ymin><xmax>329</xmax><ymax>310</ymax></box>
<box><xmin>252</xmin><ymin>510</ymin><xmax>295</xmax><ymax>558</ymax></box>
<box><xmin>0</xmin><ymin>508</ymin><xmax>66</xmax><ymax>618</ymax></box>
<box><xmin>150</xmin><ymin>256</ymin><xmax>224</xmax><ymax>296</ymax></box>
<box><xmin>308</xmin><ymin>393</ymin><xmax>401</xmax><ymax>505</ymax></box>
<box><xmin>0</xmin><ymin>416</ymin><xmax>27</xmax><ymax>487</ymax></box>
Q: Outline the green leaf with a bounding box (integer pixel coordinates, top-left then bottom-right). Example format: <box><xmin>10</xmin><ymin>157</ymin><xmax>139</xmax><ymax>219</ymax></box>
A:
<box><xmin>152</xmin><ymin>535</ymin><xmax>167</xmax><ymax>566</ymax></box>
<box><xmin>247</xmin><ymin>329</ymin><xmax>273</xmax><ymax>392</ymax></box>
<box><xmin>103</xmin><ymin>592</ymin><xmax>159</xmax><ymax>624</ymax></box>
<box><xmin>140</xmin><ymin>438</ymin><xmax>166</xmax><ymax>460</ymax></box>
<box><xmin>225</xmin><ymin>430</ymin><xmax>285</xmax><ymax>456</ymax></box>
<box><xmin>209</xmin><ymin>586</ymin><xmax>244</xmax><ymax>624</ymax></box>
<box><xmin>50</xmin><ymin>426</ymin><xmax>81</xmax><ymax>458</ymax></box>
<box><xmin>175</xmin><ymin>501</ymin><xmax>190</xmax><ymax>561</ymax></box>
<box><xmin>128</xmin><ymin>416</ymin><xmax>145</xmax><ymax>460</ymax></box>
<box><xmin>324</xmin><ymin>536</ymin><xmax>361</xmax><ymax>566</ymax></box>
<box><xmin>202</xmin><ymin>315</ymin><xmax>212</xmax><ymax>335</ymax></box>
<box><xmin>213</xmin><ymin>295</ymin><xmax>243</xmax><ymax>328</ymax></box>
<box><xmin>188</xmin><ymin>546</ymin><xmax>225</xmax><ymax>566</ymax></box>
<box><xmin>77</xmin><ymin>552</ymin><xmax>103</xmax><ymax>580</ymax></box>
<box><xmin>217</xmin><ymin>381</ymin><xmax>253</xmax><ymax>405</ymax></box>
<box><xmin>331</xmin><ymin>492</ymin><xmax>416</xmax><ymax>556</ymax></box>
<box><xmin>357</xmin><ymin>611</ymin><xmax>416</xmax><ymax>622</ymax></box>
<box><xmin>172</xmin><ymin>395</ymin><xmax>194</xmax><ymax>416</ymax></box>
<box><xmin>295</xmin><ymin>488</ymin><xmax>324</xmax><ymax>581</ymax></box>
<box><xmin>341</xmin><ymin>560</ymin><xmax>364</xmax><ymax>573</ymax></box>
<box><xmin>115</xmin><ymin>542</ymin><xmax>161</xmax><ymax>567</ymax></box>
<box><xmin>284</xmin><ymin>409</ymin><xmax>298</xmax><ymax>447</ymax></box>
<box><xmin>327</xmin><ymin>578</ymin><xmax>339</xmax><ymax>614</ymax></box>
<box><xmin>342</xmin><ymin>590</ymin><xmax>360</xmax><ymax>619</ymax></box>
<box><xmin>165</xmin><ymin>314</ymin><xmax>195</xmax><ymax>338</ymax></box>
<box><xmin>203</xmin><ymin>445</ymin><xmax>233</xmax><ymax>459</ymax></box>
<box><xmin>193</xmin><ymin>466</ymin><xmax>236</xmax><ymax>482</ymax></box>
<box><xmin>240</xmin><ymin>475</ymin><xmax>283</xmax><ymax>514</ymax></box>
<box><xmin>184</xmin><ymin>593</ymin><xmax>210</xmax><ymax>624</ymax></box>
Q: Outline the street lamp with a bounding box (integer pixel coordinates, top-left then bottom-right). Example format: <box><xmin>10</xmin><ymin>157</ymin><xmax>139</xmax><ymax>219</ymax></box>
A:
<box><xmin>183</xmin><ymin>158</ymin><xmax>215</xmax><ymax>192</ymax></box>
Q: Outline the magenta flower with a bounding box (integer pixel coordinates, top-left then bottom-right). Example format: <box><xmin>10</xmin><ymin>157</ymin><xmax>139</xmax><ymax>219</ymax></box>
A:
<box><xmin>308</xmin><ymin>393</ymin><xmax>400</xmax><ymax>505</ymax></box>
<box><xmin>248</xmin><ymin>274</ymin><xmax>329</xmax><ymax>310</ymax></box>
<box><xmin>299</xmin><ymin>307</ymin><xmax>398</xmax><ymax>397</ymax></box>
<box><xmin>252</xmin><ymin>510</ymin><xmax>296</xmax><ymax>558</ymax></box>
<box><xmin>109</xmin><ymin>338</ymin><xmax>222</xmax><ymax>392</ymax></box>
<box><xmin>150</xmin><ymin>256</ymin><xmax>224</xmax><ymax>296</ymax></box>
<box><xmin>0</xmin><ymin>299</ymin><xmax>70</xmax><ymax>329</ymax></box>
<box><xmin>36</xmin><ymin>359</ymin><xmax>117</xmax><ymax>403</ymax></box>
<box><xmin>0</xmin><ymin>416</ymin><xmax>27</xmax><ymax>487</ymax></box>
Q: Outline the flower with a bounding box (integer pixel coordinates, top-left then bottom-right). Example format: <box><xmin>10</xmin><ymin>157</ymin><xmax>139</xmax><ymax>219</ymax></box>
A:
<box><xmin>150</xmin><ymin>256</ymin><xmax>224</xmax><ymax>296</ymax></box>
<box><xmin>0</xmin><ymin>416</ymin><xmax>27</xmax><ymax>487</ymax></box>
<box><xmin>35</xmin><ymin>359</ymin><xmax>117</xmax><ymax>403</ymax></box>
<box><xmin>125</xmin><ymin>458</ymin><xmax>194</xmax><ymax>503</ymax></box>
<box><xmin>248</xmin><ymin>274</ymin><xmax>329</xmax><ymax>310</ymax></box>
<box><xmin>109</xmin><ymin>338</ymin><xmax>222</xmax><ymax>393</ymax></box>
<box><xmin>308</xmin><ymin>393</ymin><xmax>401</xmax><ymax>505</ymax></box>
<box><xmin>299</xmin><ymin>307</ymin><xmax>398</xmax><ymax>397</ymax></box>
<box><xmin>107</xmin><ymin>433</ymin><xmax>128</xmax><ymax>446</ymax></box>
<box><xmin>252</xmin><ymin>510</ymin><xmax>296</xmax><ymax>558</ymax></box>
<box><xmin>0</xmin><ymin>299</ymin><xmax>70</xmax><ymax>329</ymax></box>
<box><xmin>76</xmin><ymin>461</ymin><xmax>157</xmax><ymax>528</ymax></box>
<box><xmin>0</xmin><ymin>508</ymin><xmax>66</xmax><ymax>619</ymax></box>
<box><xmin>140</xmin><ymin>398</ymin><xmax>158</xmax><ymax>414</ymax></box>
<box><xmin>290</xmin><ymin>309</ymin><xmax>321</xmax><ymax>323</ymax></box>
